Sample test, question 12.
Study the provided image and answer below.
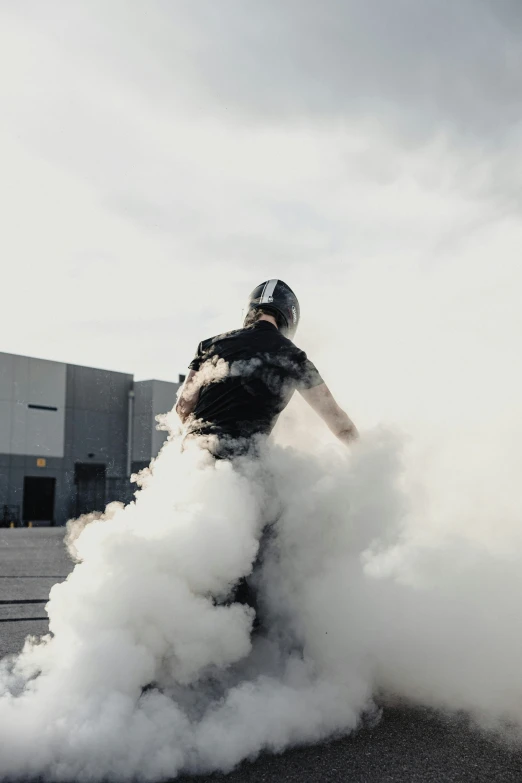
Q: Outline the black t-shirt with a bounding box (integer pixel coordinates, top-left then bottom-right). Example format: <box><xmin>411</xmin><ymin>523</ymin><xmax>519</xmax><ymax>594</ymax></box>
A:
<box><xmin>187</xmin><ymin>321</ymin><xmax>323</xmax><ymax>440</ymax></box>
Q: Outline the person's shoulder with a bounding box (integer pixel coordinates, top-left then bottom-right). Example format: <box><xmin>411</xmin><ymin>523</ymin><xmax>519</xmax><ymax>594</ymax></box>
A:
<box><xmin>199</xmin><ymin>328</ymin><xmax>243</xmax><ymax>350</ymax></box>
<box><xmin>276</xmin><ymin>332</ymin><xmax>307</xmax><ymax>360</ymax></box>
<box><xmin>276</xmin><ymin>337</ymin><xmax>323</xmax><ymax>387</ymax></box>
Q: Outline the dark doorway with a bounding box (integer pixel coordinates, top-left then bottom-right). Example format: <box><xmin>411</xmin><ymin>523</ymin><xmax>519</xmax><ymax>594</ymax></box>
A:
<box><xmin>23</xmin><ymin>477</ymin><xmax>56</xmax><ymax>525</ymax></box>
<box><xmin>75</xmin><ymin>463</ymin><xmax>106</xmax><ymax>516</ymax></box>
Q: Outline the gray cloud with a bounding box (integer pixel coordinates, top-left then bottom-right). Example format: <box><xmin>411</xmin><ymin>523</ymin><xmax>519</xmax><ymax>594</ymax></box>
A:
<box><xmin>11</xmin><ymin>0</ymin><xmax>521</xmax><ymax>146</ymax></box>
<box><xmin>138</xmin><ymin>0</ymin><xmax>522</xmax><ymax>144</ymax></box>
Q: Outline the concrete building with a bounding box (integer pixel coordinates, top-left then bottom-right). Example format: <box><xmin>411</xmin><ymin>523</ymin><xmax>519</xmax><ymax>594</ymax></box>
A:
<box><xmin>0</xmin><ymin>352</ymin><xmax>183</xmax><ymax>526</ymax></box>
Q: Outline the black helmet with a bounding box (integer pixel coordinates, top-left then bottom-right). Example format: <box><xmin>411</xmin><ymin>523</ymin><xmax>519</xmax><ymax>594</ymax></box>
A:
<box><xmin>244</xmin><ymin>279</ymin><xmax>300</xmax><ymax>339</ymax></box>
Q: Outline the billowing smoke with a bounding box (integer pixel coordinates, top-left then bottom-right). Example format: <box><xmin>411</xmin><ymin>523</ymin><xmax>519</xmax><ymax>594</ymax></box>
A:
<box><xmin>0</xmin><ymin>424</ymin><xmax>377</xmax><ymax>779</ymax></box>
<box><xmin>1</xmin><ymin>391</ymin><xmax>522</xmax><ymax>780</ymax></box>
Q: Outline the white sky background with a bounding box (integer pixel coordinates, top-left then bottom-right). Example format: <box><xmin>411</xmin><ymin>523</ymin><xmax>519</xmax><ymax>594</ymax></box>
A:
<box><xmin>1</xmin><ymin>0</ymin><xmax>521</xmax><ymax>433</ymax></box>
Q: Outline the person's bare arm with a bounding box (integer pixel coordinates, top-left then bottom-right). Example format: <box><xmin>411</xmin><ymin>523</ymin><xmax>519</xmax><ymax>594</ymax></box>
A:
<box><xmin>299</xmin><ymin>383</ymin><xmax>358</xmax><ymax>446</ymax></box>
<box><xmin>175</xmin><ymin>369</ymin><xmax>200</xmax><ymax>424</ymax></box>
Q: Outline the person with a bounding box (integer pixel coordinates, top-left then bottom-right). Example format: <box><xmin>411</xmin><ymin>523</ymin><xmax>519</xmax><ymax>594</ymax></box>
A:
<box><xmin>176</xmin><ymin>279</ymin><xmax>358</xmax><ymax>455</ymax></box>
<box><xmin>175</xmin><ymin>279</ymin><xmax>358</xmax><ymax>627</ymax></box>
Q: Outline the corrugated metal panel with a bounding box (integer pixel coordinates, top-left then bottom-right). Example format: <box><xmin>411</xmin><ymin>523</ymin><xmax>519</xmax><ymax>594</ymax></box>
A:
<box><xmin>0</xmin><ymin>353</ymin><xmax>66</xmax><ymax>457</ymax></box>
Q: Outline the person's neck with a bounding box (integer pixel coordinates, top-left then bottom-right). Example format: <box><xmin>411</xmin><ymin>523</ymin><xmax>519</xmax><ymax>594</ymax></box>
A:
<box><xmin>257</xmin><ymin>313</ymin><xmax>278</xmax><ymax>328</ymax></box>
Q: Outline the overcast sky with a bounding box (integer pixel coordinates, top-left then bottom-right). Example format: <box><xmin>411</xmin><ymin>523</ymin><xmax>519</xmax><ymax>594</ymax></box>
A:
<box><xmin>1</xmin><ymin>0</ymin><xmax>521</xmax><ymax>428</ymax></box>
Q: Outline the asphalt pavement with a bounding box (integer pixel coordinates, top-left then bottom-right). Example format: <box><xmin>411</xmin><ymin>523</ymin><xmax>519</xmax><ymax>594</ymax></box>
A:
<box><xmin>1</xmin><ymin>528</ymin><xmax>521</xmax><ymax>782</ymax></box>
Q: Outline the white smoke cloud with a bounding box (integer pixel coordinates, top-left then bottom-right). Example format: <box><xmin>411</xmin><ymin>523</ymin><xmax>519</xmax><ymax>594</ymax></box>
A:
<box><xmin>0</xmin><ymin>422</ymin><xmax>391</xmax><ymax>779</ymax></box>
<box><xmin>2</xmin><ymin>397</ymin><xmax>522</xmax><ymax>780</ymax></box>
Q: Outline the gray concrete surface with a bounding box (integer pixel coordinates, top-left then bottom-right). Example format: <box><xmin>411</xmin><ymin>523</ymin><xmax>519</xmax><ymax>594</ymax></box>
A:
<box><xmin>1</xmin><ymin>529</ymin><xmax>521</xmax><ymax>782</ymax></box>
<box><xmin>0</xmin><ymin>529</ymin><xmax>72</xmax><ymax>657</ymax></box>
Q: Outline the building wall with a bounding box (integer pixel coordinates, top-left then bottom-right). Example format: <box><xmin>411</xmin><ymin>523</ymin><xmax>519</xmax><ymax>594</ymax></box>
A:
<box><xmin>0</xmin><ymin>352</ymin><xmax>66</xmax><ymax>457</ymax></box>
<box><xmin>65</xmin><ymin>364</ymin><xmax>132</xmax><ymax>475</ymax></box>
<box><xmin>151</xmin><ymin>380</ymin><xmax>178</xmax><ymax>459</ymax></box>
<box><xmin>6</xmin><ymin>455</ymin><xmax>71</xmax><ymax>525</ymax></box>
<box><xmin>132</xmin><ymin>379</ymin><xmax>180</xmax><ymax>467</ymax></box>
<box><xmin>62</xmin><ymin>364</ymin><xmax>133</xmax><ymax>521</ymax></box>
<box><xmin>0</xmin><ymin>353</ymin><xmax>68</xmax><ymax>524</ymax></box>
<box><xmin>0</xmin><ymin>353</ymin><xmax>180</xmax><ymax>526</ymax></box>
<box><xmin>132</xmin><ymin>380</ymin><xmax>154</xmax><ymax>464</ymax></box>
